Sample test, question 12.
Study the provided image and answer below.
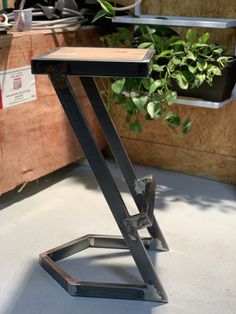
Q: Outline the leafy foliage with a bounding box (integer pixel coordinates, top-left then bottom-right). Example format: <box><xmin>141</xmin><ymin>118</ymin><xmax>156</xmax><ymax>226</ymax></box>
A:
<box><xmin>92</xmin><ymin>0</ymin><xmax>115</xmax><ymax>22</ymax></box>
<box><xmin>100</xmin><ymin>25</ymin><xmax>231</xmax><ymax>134</ymax></box>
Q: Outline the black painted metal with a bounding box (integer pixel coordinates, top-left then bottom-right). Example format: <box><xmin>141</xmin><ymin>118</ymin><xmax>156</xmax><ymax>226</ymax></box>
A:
<box><xmin>31</xmin><ymin>48</ymin><xmax>154</xmax><ymax>77</ymax></box>
<box><xmin>32</xmin><ymin>48</ymin><xmax>169</xmax><ymax>302</ymax></box>
<box><xmin>39</xmin><ymin>235</ymin><xmax>166</xmax><ymax>301</ymax></box>
<box><xmin>47</xmin><ymin>74</ymin><xmax>167</xmax><ymax>302</ymax></box>
<box><xmin>80</xmin><ymin>77</ymin><xmax>168</xmax><ymax>251</ymax></box>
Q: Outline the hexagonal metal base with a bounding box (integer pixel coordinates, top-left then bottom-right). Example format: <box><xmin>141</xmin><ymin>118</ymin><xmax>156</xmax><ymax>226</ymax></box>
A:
<box><xmin>40</xmin><ymin>234</ymin><xmax>168</xmax><ymax>302</ymax></box>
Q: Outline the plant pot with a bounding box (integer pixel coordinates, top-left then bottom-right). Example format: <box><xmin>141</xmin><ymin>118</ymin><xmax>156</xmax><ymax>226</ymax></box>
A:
<box><xmin>173</xmin><ymin>57</ymin><xmax>236</xmax><ymax>102</ymax></box>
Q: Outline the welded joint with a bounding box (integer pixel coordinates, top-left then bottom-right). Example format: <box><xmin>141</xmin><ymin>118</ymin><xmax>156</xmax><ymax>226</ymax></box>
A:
<box><xmin>144</xmin><ymin>284</ymin><xmax>168</xmax><ymax>303</ymax></box>
<box><xmin>134</xmin><ymin>179</ymin><xmax>146</xmax><ymax>195</ymax></box>
<box><xmin>124</xmin><ymin>211</ymin><xmax>152</xmax><ymax>231</ymax></box>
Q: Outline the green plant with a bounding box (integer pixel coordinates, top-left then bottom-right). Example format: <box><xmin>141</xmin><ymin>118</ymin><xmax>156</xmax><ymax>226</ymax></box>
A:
<box><xmin>100</xmin><ymin>25</ymin><xmax>231</xmax><ymax>133</ymax></box>
<box><xmin>92</xmin><ymin>0</ymin><xmax>142</xmax><ymax>22</ymax></box>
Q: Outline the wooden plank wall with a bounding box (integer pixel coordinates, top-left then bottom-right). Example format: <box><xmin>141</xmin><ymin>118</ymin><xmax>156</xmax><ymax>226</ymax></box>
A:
<box><xmin>109</xmin><ymin>0</ymin><xmax>236</xmax><ymax>184</ymax></box>
<box><xmin>0</xmin><ymin>27</ymin><xmax>106</xmax><ymax>194</ymax></box>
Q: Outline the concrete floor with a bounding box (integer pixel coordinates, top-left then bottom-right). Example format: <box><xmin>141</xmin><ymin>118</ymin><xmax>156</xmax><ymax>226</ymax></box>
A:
<box><xmin>0</xmin><ymin>159</ymin><xmax>236</xmax><ymax>314</ymax></box>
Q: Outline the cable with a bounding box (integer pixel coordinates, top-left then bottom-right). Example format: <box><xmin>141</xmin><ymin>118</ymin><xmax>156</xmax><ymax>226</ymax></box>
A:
<box><xmin>31</xmin><ymin>16</ymin><xmax>82</xmax><ymax>25</ymax></box>
<box><xmin>7</xmin><ymin>7</ymin><xmax>86</xmax><ymax>30</ymax></box>
<box><xmin>6</xmin><ymin>1</ymin><xmax>142</xmax><ymax>30</ymax></box>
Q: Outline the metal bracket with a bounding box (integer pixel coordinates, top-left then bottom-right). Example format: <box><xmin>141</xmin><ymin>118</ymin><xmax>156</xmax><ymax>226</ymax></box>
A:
<box><xmin>124</xmin><ymin>175</ymin><xmax>156</xmax><ymax>230</ymax></box>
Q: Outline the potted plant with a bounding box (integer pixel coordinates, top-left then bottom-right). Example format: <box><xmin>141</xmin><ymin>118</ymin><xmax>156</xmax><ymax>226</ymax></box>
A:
<box><xmin>148</xmin><ymin>27</ymin><xmax>236</xmax><ymax>102</ymax></box>
<box><xmin>100</xmin><ymin>24</ymin><xmax>234</xmax><ymax>132</ymax></box>
<box><xmin>172</xmin><ymin>55</ymin><xmax>236</xmax><ymax>102</ymax></box>
<box><xmin>92</xmin><ymin>1</ymin><xmax>235</xmax><ymax>134</ymax></box>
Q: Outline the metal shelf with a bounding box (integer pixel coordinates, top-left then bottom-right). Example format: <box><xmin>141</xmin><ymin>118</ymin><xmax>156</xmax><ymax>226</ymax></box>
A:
<box><xmin>113</xmin><ymin>3</ymin><xmax>236</xmax><ymax>108</ymax></box>
<box><xmin>112</xmin><ymin>15</ymin><xmax>236</xmax><ymax>29</ymax></box>
<box><xmin>175</xmin><ymin>85</ymin><xmax>236</xmax><ymax>109</ymax></box>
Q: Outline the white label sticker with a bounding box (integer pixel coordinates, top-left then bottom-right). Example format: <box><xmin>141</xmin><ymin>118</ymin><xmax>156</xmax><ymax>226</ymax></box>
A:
<box><xmin>0</xmin><ymin>66</ymin><xmax>37</xmax><ymax>108</ymax></box>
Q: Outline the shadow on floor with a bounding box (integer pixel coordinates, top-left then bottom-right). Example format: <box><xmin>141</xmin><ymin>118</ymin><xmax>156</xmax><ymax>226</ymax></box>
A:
<box><xmin>1</xmin><ymin>159</ymin><xmax>235</xmax><ymax>213</ymax></box>
<box><xmin>57</xmin><ymin>249</ymin><xmax>144</xmax><ymax>285</ymax></box>
<box><xmin>0</xmin><ymin>163</ymin><xmax>80</xmax><ymax>210</ymax></box>
<box><xmin>69</xmin><ymin>160</ymin><xmax>236</xmax><ymax>213</ymax></box>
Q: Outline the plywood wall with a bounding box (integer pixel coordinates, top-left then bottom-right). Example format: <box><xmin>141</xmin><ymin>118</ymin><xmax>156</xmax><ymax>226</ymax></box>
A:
<box><xmin>108</xmin><ymin>0</ymin><xmax>236</xmax><ymax>184</ymax></box>
<box><xmin>116</xmin><ymin>0</ymin><xmax>236</xmax><ymax>52</ymax></box>
<box><xmin>142</xmin><ymin>0</ymin><xmax>236</xmax><ymax>54</ymax></box>
<box><xmin>110</xmin><ymin>99</ymin><xmax>236</xmax><ymax>184</ymax></box>
<box><xmin>143</xmin><ymin>0</ymin><xmax>236</xmax><ymax>17</ymax></box>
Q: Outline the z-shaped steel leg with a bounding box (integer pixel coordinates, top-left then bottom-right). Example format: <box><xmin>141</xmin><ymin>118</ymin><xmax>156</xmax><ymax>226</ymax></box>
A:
<box><xmin>80</xmin><ymin>77</ymin><xmax>168</xmax><ymax>252</ymax></box>
<box><xmin>38</xmin><ymin>74</ymin><xmax>168</xmax><ymax>302</ymax></box>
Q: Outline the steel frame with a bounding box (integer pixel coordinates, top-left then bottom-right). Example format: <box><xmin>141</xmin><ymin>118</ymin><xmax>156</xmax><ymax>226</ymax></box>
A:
<box><xmin>32</xmin><ymin>49</ymin><xmax>169</xmax><ymax>302</ymax></box>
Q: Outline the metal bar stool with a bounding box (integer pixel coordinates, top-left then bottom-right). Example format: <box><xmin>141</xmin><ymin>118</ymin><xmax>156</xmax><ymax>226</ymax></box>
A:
<box><xmin>31</xmin><ymin>47</ymin><xmax>169</xmax><ymax>302</ymax></box>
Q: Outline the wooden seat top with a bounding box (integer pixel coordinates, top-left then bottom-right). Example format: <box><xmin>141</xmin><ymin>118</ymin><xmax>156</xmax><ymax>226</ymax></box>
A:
<box><xmin>31</xmin><ymin>47</ymin><xmax>154</xmax><ymax>77</ymax></box>
<box><xmin>35</xmin><ymin>47</ymin><xmax>153</xmax><ymax>62</ymax></box>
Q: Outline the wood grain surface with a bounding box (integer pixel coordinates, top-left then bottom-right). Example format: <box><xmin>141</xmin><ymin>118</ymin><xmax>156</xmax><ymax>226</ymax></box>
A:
<box><xmin>42</xmin><ymin>47</ymin><xmax>151</xmax><ymax>62</ymax></box>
